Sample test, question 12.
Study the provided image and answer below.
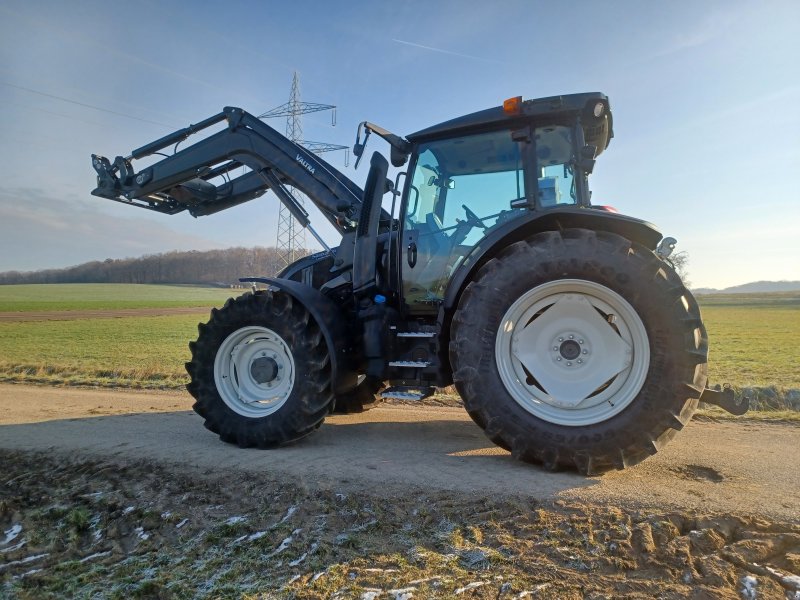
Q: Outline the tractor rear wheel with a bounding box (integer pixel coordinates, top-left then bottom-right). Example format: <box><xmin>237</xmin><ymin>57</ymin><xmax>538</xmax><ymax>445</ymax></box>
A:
<box><xmin>186</xmin><ymin>290</ymin><xmax>333</xmax><ymax>447</ymax></box>
<box><xmin>450</xmin><ymin>229</ymin><xmax>707</xmax><ymax>475</ymax></box>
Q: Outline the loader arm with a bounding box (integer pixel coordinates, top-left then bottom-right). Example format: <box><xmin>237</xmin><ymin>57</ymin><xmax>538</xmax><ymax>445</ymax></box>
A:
<box><xmin>91</xmin><ymin>107</ymin><xmax>380</xmax><ymax>235</ymax></box>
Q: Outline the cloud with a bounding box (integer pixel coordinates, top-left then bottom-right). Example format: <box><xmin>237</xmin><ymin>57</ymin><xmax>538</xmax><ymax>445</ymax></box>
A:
<box><xmin>0</xmin><ymin>187</ymin><xmax>221</xmax><ymax>272</ymax></box>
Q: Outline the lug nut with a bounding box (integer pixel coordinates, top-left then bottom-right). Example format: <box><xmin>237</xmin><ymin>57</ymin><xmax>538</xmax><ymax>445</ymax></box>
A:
<box><xmin>556</xmin><ymin>357</ymin><xmax>562</xmax><ymax>361</ymax></box>
<box><xmin>566</xmin><ymin>362</ymin><xmax>572</xmax><ymax>366</ymax></box>
<box><xmin>558</xmin><ymin>337</ymin><xmax>564</xmax><ymax>342</ymax></box>
<box><xmin>577</xmin><ymin>359</ymin><xmax>583</xmax><ymax>364</ymax></box>
<box><xmin>582</xmin><ymin>349</ymin><xmax>588</xmax><ymax>354</ymax></box>
<box><xmin>553</xmin><ymin>346</ymin><xmax>558</xmax><ymax>351</ymax></box>
<box><xmin>569</xmin><ymin>335</ymin><xmax>574</xmax><ymax>339</ymax></box>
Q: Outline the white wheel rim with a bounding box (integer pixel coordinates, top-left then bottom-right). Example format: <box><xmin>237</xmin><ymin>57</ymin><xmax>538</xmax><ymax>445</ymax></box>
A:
<box><xmin>213</xmin><ymin>326</ymin><xmax>295</xmax><ymax>417</ymax></box>
<box><xmin>495</xmin><ymin>279</ymin><xmax>650</xmax><ymax>426</ymax></box>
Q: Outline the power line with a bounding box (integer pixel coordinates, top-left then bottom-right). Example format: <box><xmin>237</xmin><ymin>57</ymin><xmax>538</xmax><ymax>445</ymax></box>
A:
<box><xmin>0</xmin><ymin>81</ymin><xmax>176</xmax><ymax>128</ymax></box>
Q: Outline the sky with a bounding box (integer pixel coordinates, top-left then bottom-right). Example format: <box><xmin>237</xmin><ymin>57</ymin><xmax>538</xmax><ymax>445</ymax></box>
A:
<box><xmin>0</xmin><ymin>0</ymin><xmax>798</xmax><ymax>289</ymax></box>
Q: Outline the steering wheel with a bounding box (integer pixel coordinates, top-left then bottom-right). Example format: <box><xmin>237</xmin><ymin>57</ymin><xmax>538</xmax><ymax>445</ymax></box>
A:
<box><xmin>463</xmin><ymin>205</ymin><xmax>486</xmax><ymax>230</ymax></box>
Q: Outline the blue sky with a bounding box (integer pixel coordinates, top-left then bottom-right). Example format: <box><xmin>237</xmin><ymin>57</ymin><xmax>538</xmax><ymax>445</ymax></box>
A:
<box><xmin>0</xmin><ymin>0</ymin><xmax>798</xmax><ymax>288</ymax></box>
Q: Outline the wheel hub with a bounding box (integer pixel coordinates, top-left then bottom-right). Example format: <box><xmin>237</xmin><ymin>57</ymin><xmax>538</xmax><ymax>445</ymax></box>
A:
<box><xmin>497</xmin><ymin>280</ymin><xmax>650</xmax><ymax>426</ymax></box>
<box><xmin>250</xmin><ymin>356</ymin><xmax>279</xmax><ymax>384</ymax></box>
<box><xmin>213</xmin><ymin>326</ymin><xmax>295</xmax><ymax>417</ymax></box>
<box><xmin>558</xmin><ymin>338</ymin><xmax>582</xmax><ymax>361</ymax></box>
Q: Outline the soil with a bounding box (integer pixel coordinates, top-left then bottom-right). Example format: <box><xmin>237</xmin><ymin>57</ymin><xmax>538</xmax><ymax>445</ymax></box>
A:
<box><xmin>1</xmin><ymin>384</ymin><xmax>799</xmax><ymax>598</ymax></box>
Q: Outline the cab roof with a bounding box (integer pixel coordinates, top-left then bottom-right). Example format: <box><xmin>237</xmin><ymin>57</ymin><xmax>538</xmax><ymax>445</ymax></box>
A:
<box><xmin>407</xmin><ymin>92</ymin><xmax>611</xmax><ymax>143</ymax></box>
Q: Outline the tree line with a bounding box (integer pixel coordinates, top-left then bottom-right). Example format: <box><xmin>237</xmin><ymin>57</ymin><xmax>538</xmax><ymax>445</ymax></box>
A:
<box><xmin>0</xmin><ymin>247</ymin><xmax>314</xmax><ymax>286</ymax></box>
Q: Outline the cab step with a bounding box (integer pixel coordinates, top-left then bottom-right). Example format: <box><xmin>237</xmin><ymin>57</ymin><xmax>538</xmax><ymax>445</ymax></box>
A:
<box><xmin>388</xmin><ymin>360</ymin><xmax>431</xmax><ymax>368</ymax></box>
<box><xmin>380</xmin><ymin>386</ymin><xmax>435</xmax><ymax>401</ymax></box>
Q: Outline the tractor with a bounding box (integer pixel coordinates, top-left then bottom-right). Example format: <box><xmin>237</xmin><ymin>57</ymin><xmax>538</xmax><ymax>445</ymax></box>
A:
<box><xmin>91</xmin><ymin>92</ymin><xmax>746</xmax><ymax>474</ymax></box>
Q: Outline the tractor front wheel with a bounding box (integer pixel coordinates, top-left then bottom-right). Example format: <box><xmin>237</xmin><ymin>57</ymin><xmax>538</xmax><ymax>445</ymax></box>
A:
<box><xmin>450</xmin><ymin>229</ymin><xmax>707</xmax><ymax>475</ymax></box>
<box><xmin>186</xmin><ymin>291</ymin><xmax>334</xmax><ymax>447</ymax></box>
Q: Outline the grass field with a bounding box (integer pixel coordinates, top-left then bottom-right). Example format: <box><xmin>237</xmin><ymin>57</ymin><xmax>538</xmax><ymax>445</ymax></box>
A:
<box><xmin>0</xmin><ymin>285</ymin><xmax>797</xmax><ymax>400</ymax></box>
<box><xmin>0</xmin><ymin>283</ymin><xmax>236</xmax><ymax>312</ymax></box>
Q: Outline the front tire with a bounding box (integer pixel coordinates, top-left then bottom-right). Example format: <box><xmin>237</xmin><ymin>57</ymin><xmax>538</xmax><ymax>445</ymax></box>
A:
<box><xmin>450</xmin><ymin>229</ymin><xmax>707</xmax><ymax>475</ymax></box>
<box><xmin>186</xmin><ymin>291</ymin><xmax>333</xmax><ymax>447</ymax></box>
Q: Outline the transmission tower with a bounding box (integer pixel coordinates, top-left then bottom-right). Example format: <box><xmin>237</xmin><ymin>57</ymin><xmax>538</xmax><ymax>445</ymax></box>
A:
<box><xmin>259</xmin><ymin>72</ymin><xmax>348</xmax><ymax>268</ymax></box>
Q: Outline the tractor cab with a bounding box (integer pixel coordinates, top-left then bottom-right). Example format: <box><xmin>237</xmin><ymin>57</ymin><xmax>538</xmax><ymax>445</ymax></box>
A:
<box><xmin>357</xmin><ymin>93</ymin><xmax>614</xmax><ymax>315</ymax></box>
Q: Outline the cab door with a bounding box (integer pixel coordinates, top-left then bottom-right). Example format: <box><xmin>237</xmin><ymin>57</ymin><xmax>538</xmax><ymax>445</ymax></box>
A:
<box><xmin>400</xmin><ymin>129</ymin><xmax>528</xmax><ymax>316</ymax></box>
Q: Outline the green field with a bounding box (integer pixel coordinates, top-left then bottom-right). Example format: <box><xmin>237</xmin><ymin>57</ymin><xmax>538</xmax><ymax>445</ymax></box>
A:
<box><xmin>0</xmin><ymin>285</ymin><xmax>798</xmax><ymax>400</ymax></box>
<box><xmin>0</xmin><ymin>283</ymin><xmax>236</xmax><ymax>312</ymax></box>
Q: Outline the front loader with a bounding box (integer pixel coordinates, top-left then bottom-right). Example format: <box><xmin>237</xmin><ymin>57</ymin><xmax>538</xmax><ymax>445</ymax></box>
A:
<box><xmin>91</xmin><ymin>93</ymin><xmax>747</xmax><ymax>474</ymax></box>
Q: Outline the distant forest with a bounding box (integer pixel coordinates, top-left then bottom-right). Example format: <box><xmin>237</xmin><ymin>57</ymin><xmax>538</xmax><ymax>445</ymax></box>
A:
<box><xmin>0</xmin><ymin>247</ymin><xmax>314</xmax><ymax>286</ymax></box>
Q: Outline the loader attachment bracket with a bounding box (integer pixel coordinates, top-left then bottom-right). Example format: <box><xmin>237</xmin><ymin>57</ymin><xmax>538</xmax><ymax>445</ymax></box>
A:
<box><xmin>699</xmin><ymin>385</ymin><xmax>750</xmax><ymax>416</ymax></box>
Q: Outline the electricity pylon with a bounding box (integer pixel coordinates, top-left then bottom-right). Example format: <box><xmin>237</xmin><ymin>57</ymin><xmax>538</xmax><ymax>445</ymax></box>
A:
<box><xmin>259</xmin><ymin>72</ymin><xmax>348</xmax><ymax>268</ymax></box>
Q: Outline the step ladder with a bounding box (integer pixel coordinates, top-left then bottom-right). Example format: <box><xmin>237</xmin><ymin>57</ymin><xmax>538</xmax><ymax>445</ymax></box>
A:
<box><xmin>380</xmin><ymin>386</ymin><xmax>435</xmax><ymax>401</ymax></box>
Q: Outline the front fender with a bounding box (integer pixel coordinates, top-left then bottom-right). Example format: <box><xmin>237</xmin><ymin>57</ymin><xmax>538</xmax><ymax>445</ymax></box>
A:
<box><xmin>240</xmin><ymin>277</ymin><xmax>358</xmax><ymax>395</ymax></box>
<box><xmin>443</xmin><ymin>207</ymin><xmax>662</xmax><ymax>311</ymax></box>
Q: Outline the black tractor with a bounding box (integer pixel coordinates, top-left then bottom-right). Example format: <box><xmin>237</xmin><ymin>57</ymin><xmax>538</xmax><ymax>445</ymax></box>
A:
<box><xmin>91</xmin><ymin>92</ymin><xmax>745</xmax><ymax>474</ymax></box>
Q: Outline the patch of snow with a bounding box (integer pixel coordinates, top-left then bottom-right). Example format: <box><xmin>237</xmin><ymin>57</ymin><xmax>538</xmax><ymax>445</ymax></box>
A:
<box><xmin>364</xmin><ymin>568</ymin><xmax>399</xmax><ymax>573</ymax></box>
<box><xmin>764</xmin><ymin>566</ymin><xmax>800</xmax><ymax>591</ymax></box>
<box><xmin>516</xmin><ymin>583</ymin><xmax>550</xmax><ymax>598</ymax></box>
<box><xmin>351</xmin><ymin>519</ymin><xmax>378</xmax><ymax>532</ymax></box>
<box><xmin>134</xmin><ymin>527</ymin><xmax>149</xmax><ymax>541</ymax></box>
<box><xmin>0</xmin><ymin>553</ymin><xmax>49</xmax><ymax>572</ymax></box>
<box><xmin>81</xmin><ymin>491</ymin><xmax>104</xmax><ymax>500</ymax></box>
<box><xmin>79</xmin><ymin>551</ymin><xmax>111</xmax><ymax>564</ymax></box>
<box><xmin>683</xmin><ymin>571</ymin><xmax>693</xmax><ymax>583</ymax></box>
<box><xmin>224</xmin><ymin>515</ymin><xmax>247</xmax><ymax>525</ymax></box>
<box><xmin>361</xmin><ymin>590</ymin><xmax>381</xmax><ymax>600</ymax></box>
<box><xmin>408</xmin><ymin>576</ymin><xmax>439</xmax><ymax>585</ymax></box>
<box><xmin>1</xmin><ymin>540</ymin><xmax>26</xmax><ymax>554</ymax></box>
<box><xmin>455</xmin><ymin>582</ymin><xmax>486</xmax><ymax>594</ymax></box>
<box><xmin>740</xmin><ymin>575</ymin><xmax>757</xmax><ymax>600</ymax></box>
<box><xmin>2</xmin><ymin>524</ymin><xmax>23</xmax><ymax>546</ymax></box>
<box><xmin>17</xmin><ymin>568</ymin><xmax>42</xmax><ymax>578</ymax></box>
<box><xmin>335</xmin><ymin>493</ymin><xmax>347</xmax><ymax>501</ymax></box>
<box><xmin>176</xmin><ymin>518</ymin><xmax>189</xmax><ymax>529</ymax></box>
<box><xmin>279</xmin><ymin>505</ymin><xmax>298</xmax><ymax>524</ymax></box>
<box><xmin>247</xmin><ymin>531</ymin><xmax>269</xmax><ymax>542</ymax></box>
<box><xmin>311</xmin><ymin>571</ymin><xmax>325</xmax><ymax>582</ymax></box>
<box><xmin>267</xmin><ymin>528</ymin><xmax>301</xmax><ymax>557</ymax></box>
<box><xmin>122</xmin><ymin>506</ymin><xmax>135</xmax><ymax>516</ymax></box>
<box><xmin>388</xmin><ymin>588</ymin><xmax>415</xmax><ymax>600</ymax></box>
<box><xmin>161</xmin><ymin>511</ymin><xmax>172</xmax><ymax>519</ymax></box>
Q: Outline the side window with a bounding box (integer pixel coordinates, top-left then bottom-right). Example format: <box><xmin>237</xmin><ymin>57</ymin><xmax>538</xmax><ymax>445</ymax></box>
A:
<box><xmin>535</xmin><ymin>126</ymin><xmax>576</xmax><ymax>206</ymax></box>
<box><xmin>442</xmin><ymin>169</ymin><xmax>525</xmax><ymax>246</ymax></box>
<box><xmin>407</xmin><ymin>149</ymin><xmax>439</xmax><ymax>226</ymax></box>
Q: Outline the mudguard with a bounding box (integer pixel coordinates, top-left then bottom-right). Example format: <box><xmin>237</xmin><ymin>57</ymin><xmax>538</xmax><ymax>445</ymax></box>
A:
<box><xmin>443</xmin><ymin>207</ymin><xmax>662</xmax><ymax>311</ymax></box>
<box><xmin>239</xmin><ymin>277</ymin><xmax>358</xmax><ymax>395</ymax></box>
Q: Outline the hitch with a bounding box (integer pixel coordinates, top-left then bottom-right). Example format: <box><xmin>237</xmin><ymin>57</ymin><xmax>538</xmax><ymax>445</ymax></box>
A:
<box><xmin>699</xmin><ymin>385</ymin><xmax>750</xmax><ymax>416</ymax></box>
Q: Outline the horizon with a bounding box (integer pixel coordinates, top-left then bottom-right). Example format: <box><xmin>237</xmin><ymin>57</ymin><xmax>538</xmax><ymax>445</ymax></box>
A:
<box><xmin>1</xmin><ymin>0</ymin><xmax>798</xmax><ymax>288</ymax></box>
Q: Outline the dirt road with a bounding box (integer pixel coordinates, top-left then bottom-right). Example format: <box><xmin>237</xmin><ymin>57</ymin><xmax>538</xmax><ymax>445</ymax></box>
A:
<box><xmin>1</xmin><ymin>384</ymin><xmax>797</xmax><ymax>520</ymax></box>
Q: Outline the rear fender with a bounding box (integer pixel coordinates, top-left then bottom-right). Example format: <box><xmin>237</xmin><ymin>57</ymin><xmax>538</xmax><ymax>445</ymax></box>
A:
<box><xmin>443</xmin><ymin>207</ymin><xmax>662</xmax><ymax>312</ymax></box>
<box><xmin>240</xmin><ymin>277</ymin><xmax>358</xmax><ymax>395</ymax></box>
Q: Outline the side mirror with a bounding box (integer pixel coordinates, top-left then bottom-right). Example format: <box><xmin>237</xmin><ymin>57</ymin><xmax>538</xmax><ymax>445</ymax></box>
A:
<box><xmin>353</xmin><ymin>124</ymin><xmax>371</xmax><ymax>170</ymax></box>
<box><xmin>579</xmin><ymin>144</ymin><xmax>597</xmax><ymax>174</ymax></box>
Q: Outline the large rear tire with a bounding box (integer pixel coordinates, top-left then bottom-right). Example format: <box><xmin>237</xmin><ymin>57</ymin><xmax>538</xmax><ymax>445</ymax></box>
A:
<box><xmin>450</xmin><ymin>229</ymin><xmax>707</xmax><ymax>475</ymax></box>
<box><xmin>185</xmin><ymin>291</ymin><xmax>333</xmax><ymax>447</ymax></box>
